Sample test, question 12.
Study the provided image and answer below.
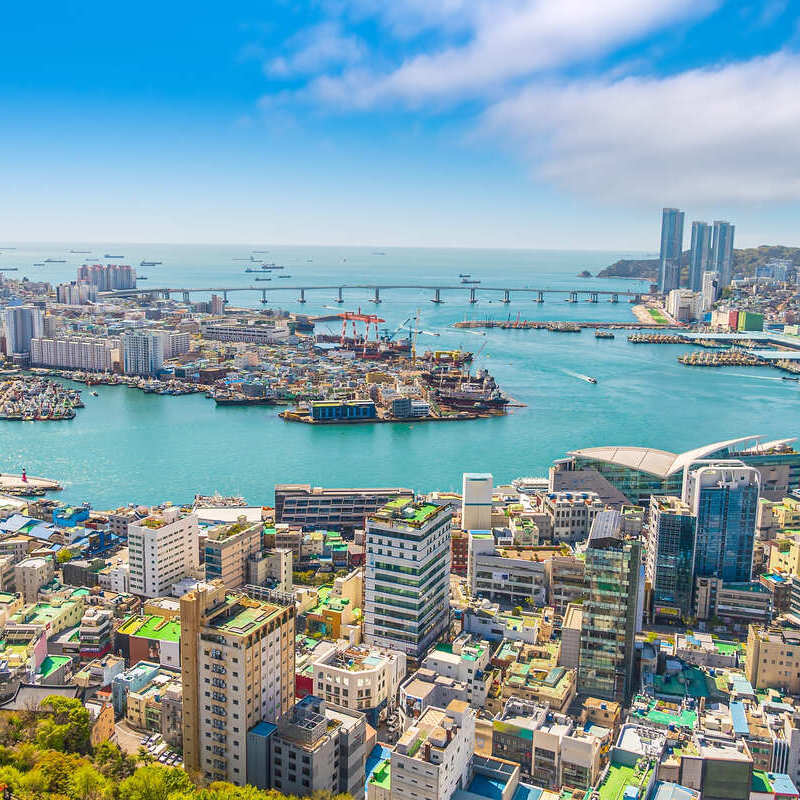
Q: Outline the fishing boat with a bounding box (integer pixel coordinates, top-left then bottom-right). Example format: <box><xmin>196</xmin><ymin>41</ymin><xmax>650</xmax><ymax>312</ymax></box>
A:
<box><xmin>595</xmin><ymin>330</ymin><xmax>615</xmax><ymax>339</ymax></box>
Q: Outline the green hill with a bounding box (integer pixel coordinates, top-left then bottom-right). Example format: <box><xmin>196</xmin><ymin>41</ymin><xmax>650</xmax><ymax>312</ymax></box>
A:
<box><xmin>597</xmin><ymin>245</ymin><xmax>800</xmax><ymax>281</ymax></box>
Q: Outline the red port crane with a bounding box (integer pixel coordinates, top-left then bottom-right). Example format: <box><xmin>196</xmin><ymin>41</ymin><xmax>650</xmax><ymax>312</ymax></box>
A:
<box><xmin>338</xmin><ymin>309</ymin><xmax>386</xmax><ymax>355</ymax></box>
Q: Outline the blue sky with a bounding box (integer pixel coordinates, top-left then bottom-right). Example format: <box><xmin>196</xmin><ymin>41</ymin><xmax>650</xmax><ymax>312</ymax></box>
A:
<box><xmin>2</xmin><ymin>0</ymin><xmax>800</xmax><ymax>249</ymax></box>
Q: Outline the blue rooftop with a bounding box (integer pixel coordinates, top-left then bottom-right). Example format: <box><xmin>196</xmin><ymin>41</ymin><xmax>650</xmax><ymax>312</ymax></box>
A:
<box><xmin>365</xmin><ymin>744</ymin><xmax>392</xmax><ymax>797</ymax></box>
<box><xmin>249</xmin><ymin>721</ymin><xmax>276</xmax><ymax>738</ymax></box>
<box><xmin>467</xmin><ymin>775</ymin><xmax>506</xmax><ymax>800</ymax></box>
<box><xmin>730</xmin><ymin>701</ymin><xmax>749</xmax><ymax>736</ymax></box>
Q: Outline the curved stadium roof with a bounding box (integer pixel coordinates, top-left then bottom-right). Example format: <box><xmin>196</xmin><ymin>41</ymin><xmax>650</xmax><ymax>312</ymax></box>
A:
<box><xmin>567</xmin><ymin>435</ymin><xmax>789</xmax><ymax>479</ymax></box>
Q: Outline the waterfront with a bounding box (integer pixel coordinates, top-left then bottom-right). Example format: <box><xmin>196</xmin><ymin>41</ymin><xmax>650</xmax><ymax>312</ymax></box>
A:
<box><xmin>1</xmin><ymin>244</ymin><xmax>797</xmax><ymax>507</ymax></box>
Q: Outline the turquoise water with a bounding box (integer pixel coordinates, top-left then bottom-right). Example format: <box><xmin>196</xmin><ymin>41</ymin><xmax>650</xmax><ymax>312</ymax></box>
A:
<box><xmin>1</xmin><ymin>244</ymin><xmax>796</xmax><ymax>508</ymax></box>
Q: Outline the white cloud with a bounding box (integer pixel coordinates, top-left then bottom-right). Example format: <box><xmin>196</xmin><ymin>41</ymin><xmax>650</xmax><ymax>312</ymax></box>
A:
<box><xmin>266</xmin><ymin>22</ymin><xmax>365</xmax><ymax>78</ymax></box>
<box><xmin>482</xmin><ymin>52</ymin><xmax>800</xmax><ymax>203</ymax></box>
<box><xmin>309</xmin><ymin>0</ymin><xmax>718</xmax><ymax>107</ymax></box>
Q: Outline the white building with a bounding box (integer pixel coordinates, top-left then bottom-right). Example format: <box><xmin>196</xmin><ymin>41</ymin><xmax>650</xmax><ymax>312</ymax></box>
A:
<box><xmin>312</xmin><ymin>643</ymin><xmax>407</xmax><ymax>724</ymax></box>
<box><xmin>702</xmin><ymin>270</ymin><xmax>720</xmax><ymax>311</ymax></box>
<box><xmin>128</xmin><ymin>508</ymin><xmax>200</xmax><ymax>597</ymax></box>
<box><xmin>542</xmin><ymin>491</ymin><xmax>604</xmax><ymax>544</ymax></box>
<box><xmin>666</xmin><ymin>289</ymin><xmax>703</xmax><ymax>322</ymax></box>
<box><xmin>56</xmin><ymin>281</ymin><xmax>96</xmax><ymax>305</ymax></box>
<box><xmin>462</xmin><ymin>473</ymin><xmax>493</xmax><ymax>531</ymax></box>
<box><xmin>364</xmin><ymin>499</ymin><xmax>452</xmax><ymax>659</ymax></box>
<box><xmin>467</xmin><ymin>533</ymin><xmax>548</xmax><ymax>606</ymax></box>
<box><xmin>30</xmin><ymin>336</ymin><xmax>118</xmax><ymax>372</ymax></box>
<box><xmin>390</xmin><ymin>701</ymin><xmax>475</xmax><ymax>800</ymax></box>
<box><xmin>416</xmin><ymin>632</ymin><xmax>492</xmax><ymax>706</ymax></box>
<box><xmin>158</xmin><ymin>331</ymin><xmax>191</xmax><ymax>359</ymax></box>
<box><xmin>122</xmin><ymin>330</ymin><xmax>164</xmax><ymax>375</ymax></box>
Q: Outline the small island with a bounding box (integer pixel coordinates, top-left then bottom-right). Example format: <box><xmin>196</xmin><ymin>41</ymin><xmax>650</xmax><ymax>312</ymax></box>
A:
<box><xmin>577</xmin><ymin>270</ymin><xmax>592</xmax><ymax>278</ymax></box>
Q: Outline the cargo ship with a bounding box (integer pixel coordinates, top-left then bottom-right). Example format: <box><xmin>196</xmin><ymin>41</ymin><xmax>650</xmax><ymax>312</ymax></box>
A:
<box><xmin>104</xmin><ymin>254</ymin><xmax>124</xmax><ymax>259</ymax></box>
<box><xmin>44</xmin><ymin>258</ymin><xmax>66</xmax><ymax>263</ymax></box>
<box><xmin>140</xmin><ymin>260</ymin><xmax>162</xmax><ymax>266</ymax></box>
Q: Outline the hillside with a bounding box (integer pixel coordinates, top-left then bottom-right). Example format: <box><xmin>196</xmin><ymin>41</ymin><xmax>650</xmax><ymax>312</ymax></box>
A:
<box><xmin>597</xmin><ymin>245</ymin><xmax>800</xmax><ymax>281</ymax></box>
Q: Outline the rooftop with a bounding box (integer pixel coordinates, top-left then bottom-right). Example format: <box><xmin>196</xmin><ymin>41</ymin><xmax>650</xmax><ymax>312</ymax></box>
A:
<box><xmin>371</xmin><ymin>498</ymin><xmax>447</xmax><ymax>528</ymax></box>
<box><xmin>117</xmin><ymin>614</ymin><xmax>181</xmax><ymax>643</ymax></box>
<box><xmin>210</xmin><ymin>595</ymin><xmax>284</xmax><ymax>635</ymax></box>
<box><xmin>596</xmin><ymin>759</ymin><xmax>654</xmax><ymax>800</ymax></box>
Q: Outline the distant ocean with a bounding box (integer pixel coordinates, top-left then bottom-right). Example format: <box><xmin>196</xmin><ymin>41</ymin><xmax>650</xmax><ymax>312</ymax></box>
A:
<box><xmin>1</xmin><ymin>244</ymin><xmax>794</xmax><ymax>508</ymax></box>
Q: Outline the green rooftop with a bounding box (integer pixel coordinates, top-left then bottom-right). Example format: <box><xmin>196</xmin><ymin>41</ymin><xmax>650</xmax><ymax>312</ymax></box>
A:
<box><xmin>369</xmin><ymin>759</ymin><xmax>391</xmax><ymax>790</ymax></box>
<box><xmin>118</xmin><ymin>614</ymin><xmax>181</xmax><ymax>643</ymax></box>
<box><xmin>211</xmin><ymin>596</ymin><xmax>283</xmax><ymax>635</ymax></box>
<box><xmin>38</xmin><ymin>655</ymin><xmax>71</xmax><ymax>679</ymax></box>
<box><xmin>596</xmin><ymin>759</ymin><xmax>654</xmax><ymax>800</ymax></box>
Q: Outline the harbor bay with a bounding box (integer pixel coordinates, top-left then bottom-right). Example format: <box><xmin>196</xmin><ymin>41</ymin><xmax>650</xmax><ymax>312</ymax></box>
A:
<box><xmin>1</xmin><ymin>244</ymin><xmax>796</xmax><ymax>508</ymax></box>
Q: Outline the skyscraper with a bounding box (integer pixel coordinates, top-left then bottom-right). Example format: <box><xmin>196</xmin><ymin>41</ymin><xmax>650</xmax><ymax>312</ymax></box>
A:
<box><xmin>659</xmin><ymin>207</ymin><xmax>685</xmax><ymax>293</ymax></box>
<box><xmin>688</xmin><ymin>221</ymin><xmax>712</xmax><ymax>292</ymax></box>
<box><xmin>578</xmin><ymin>510</ymin><xmax>642</xmax><ymax>703</ymax></box>
<box><xmin>2</xmin><ymin>305</ymin><xmax>43</xmax><ymax>355</ymax></box>
<box><xmin>711</xmin><ymin>220</ymin><xmax>735</xmax><ymax>288</ymax></box>
<box><xmin>683</xmin><ymin>462</ymin><xmax>759</xmax><ymax>584</ymax></box>
<box><xmin>461</xmin><ymin>472</ymin><xmax>492</xmax><ymax>531</ymax></box>
<box><xmin>364</xmin><ymin>498</ymin><xmax>451</xmax><ymax>659</ymax></box>
<box><xmin>647</xmin><ymin>496</ymin><xmax>697</xmax><ymax>622</ymax></box>
<box><xmin>122</xmin><ymin>330</ymin><xmax>164</xmax><ymax>375</ymax></box>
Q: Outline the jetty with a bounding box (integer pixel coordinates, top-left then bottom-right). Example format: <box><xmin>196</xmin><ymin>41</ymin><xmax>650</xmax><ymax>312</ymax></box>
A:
<box><xmin>0</xmin><ymin>473</ymin><xmax>62</xmax><ymax>494</ymax></box>
<box><xmin>454</xmin><ymin>320</ymin><xmax>685</xmax><ymax>331</ymax></box>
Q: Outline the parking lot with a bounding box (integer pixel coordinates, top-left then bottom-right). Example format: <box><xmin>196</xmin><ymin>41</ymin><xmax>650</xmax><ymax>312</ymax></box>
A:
<box><xmin>114</xmin><ymin>721</ymin><xmax>183</xmax><ymax>766</ymax></box>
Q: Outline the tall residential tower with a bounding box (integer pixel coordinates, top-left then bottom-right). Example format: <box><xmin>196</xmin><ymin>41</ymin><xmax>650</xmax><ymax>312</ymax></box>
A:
<box><xmin>659</xmin><ymin>207</ymin><xmax>685</xmax><ymax>293</ymax></box>
<box><xmin>688</xmin><ymin>221</ymin><xmax>712</xmax><ymax>292</ymax></box>
<box><xmin>711</xmin><ymin>220</ymin><xmax>735</xmax><ymax>287</ymax></box>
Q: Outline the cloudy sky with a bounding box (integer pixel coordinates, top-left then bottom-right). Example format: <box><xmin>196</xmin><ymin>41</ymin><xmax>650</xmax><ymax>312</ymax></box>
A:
<box><xmin>2</xmin><ymin>1</ymin><xmax>799</xmax><ymax>249</ymax></box>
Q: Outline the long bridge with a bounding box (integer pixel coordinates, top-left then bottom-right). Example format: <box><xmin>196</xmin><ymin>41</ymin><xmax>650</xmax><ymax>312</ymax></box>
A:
<box><xmin>102</xmin><ymin>283</ymin><xmax>646</xmax><ymax>305</ymax></box>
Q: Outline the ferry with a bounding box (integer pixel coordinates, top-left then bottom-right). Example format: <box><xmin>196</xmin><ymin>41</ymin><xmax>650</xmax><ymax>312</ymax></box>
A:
<box><xmin>578</xmin><ymin>374</ymin><xmax>598</xmax><ymax>384</ymax></box>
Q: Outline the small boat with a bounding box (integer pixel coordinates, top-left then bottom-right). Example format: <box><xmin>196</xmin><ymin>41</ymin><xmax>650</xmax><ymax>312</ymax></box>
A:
<box><xmin>44</xmin><ymin>258</ymin><xmax>66</xmax><ymax>263</ymax></box>
<box><xmin>254</xmin><ymin>277</ymin><xmax>271</xmax><ymax>281</ymax></box>
<box><xmin>578</xmin><ymin>374</ymin><xmax>598</xmax><ymax>384</ymax></box>
<box><xmin>459</xmin><ymin>273</ymin><xmax>471</xmax><ymax>278</ymax></box>
<box><xmin>137</xmin><ymin>276</ymin><xmax>149</xmax><ymax>280</ymax></box>
<box><xmin>91</xmin><ymin>391</ymin><xmax>99</xmax><ymax>396</ymax></box>
<box><xmin>461</xmin><ymin>278</ymin><xmax>480</xmax><ymax>284</ymax></box>
<box><xmin>781</xmin><ymin>376</ymin><xmax>799</xmax><ymax>381</ymax></box>
<box><xmin>595</xmin><ymin>330</ymin><xmax>615</xmax><ymax>339</ymax></box>
<box><xmin>278</xmin><ymin>275</ymin><xmax>291</xmax><ymax>278</ymax></box>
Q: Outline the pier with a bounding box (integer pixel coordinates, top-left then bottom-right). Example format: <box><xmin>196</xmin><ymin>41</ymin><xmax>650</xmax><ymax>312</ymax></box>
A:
<box><xmin>0</xmin><ymin>473</ymin><xmax>62</xmax><ymax>493</ymax></box>
<box><xmin>453</xmin><ymin>320</ymin><xmax>685</xmax><ymax>331</ymax></box>
<box><xmin>101</xmin><ymin>284</ymin><xmax>645</xmax><ymax>305</ymax></box>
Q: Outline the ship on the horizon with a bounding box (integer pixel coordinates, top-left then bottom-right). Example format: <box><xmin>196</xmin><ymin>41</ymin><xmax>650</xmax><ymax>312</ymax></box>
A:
<box><xmin>44</xmin><ymin>258</ymin><xmax>66</xmax><ymax>263</ymax></box>
<box><xmin>140</xmin><ymin>260</ymin><xmax>162</xmax><ymax>266</ymax></box>
<box><xmin>104</xmin><ymin>254</ymin><xmax>124</xmax><ymax>259</ymax></box>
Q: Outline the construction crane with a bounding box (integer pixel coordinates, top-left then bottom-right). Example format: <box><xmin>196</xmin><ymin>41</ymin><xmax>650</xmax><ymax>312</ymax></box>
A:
<box><xmin>338</xmin><ymin>309</ymin><xmax>386</xmax><ymax>356</ymax></box>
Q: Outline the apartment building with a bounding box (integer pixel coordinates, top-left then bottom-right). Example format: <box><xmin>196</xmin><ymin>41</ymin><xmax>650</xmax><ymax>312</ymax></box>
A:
<box><xmin>462</xmin><ymin>600</ymin><xmax>550</xmax><ymax>644</ymax></box>
<box><xmin>14</xmin><ymin>556</ymin><xmax>54</xmax><ymax>603</ymax></box>
<box><xmin>313</xmin><ymin>643</ymin><xmax>406</xmax><ymax>725</ymax></box>
<box><xmin>544</xmin><ymin>553</ymin><xmax>587</xmax><ymax>614</ymax></box>
<box><xmin>79</xmin><ymin>606</ymin><xmax>114</xmax><ymax>660</ymax></box>
<box><xmin>419</xmin><ymin>633</ymin><xmax>492</xmax><ymax>706</ymax></box>
<box><xmin>390</xmin><ymin>700</ymin><xmax>475</xmax><ymax>800</ymax></box>
<box><xmin>746</xmin><ymin>625</ymin><xmax>800</xmax><ymax>694</ymax></box>
<box><xmin>275</xmin><ymin>484</ymin><xmax>413</xmax><ymax>532</ymax></box>
<box><xmin>180</xmin><ymin>582</ymin><xmax>296</xmax><ymax>785</ymax></box>
<box><xmin>558</xmin><ymin>603</ymin><xmax>582</xmax><ymax>669</ymax></box>
<box><xmin>267</xmin><ymin>695</ymin><xmax>368</xmax><ymax>799</ymax></box>
<box><xmin>204</xmin><ymin>519</ymin><xmax>263</xmax><ymax>589</ymax></box>
<box><xmin>364</xmin><ymin>499</ymin><xmax>452</xmax><ymax>659</ymax></box>
<box><xmin>128</xmin><ymin>508</ymin><xmax>199</xmax><ymax>598</ymax></box>
<box><xmin>30</xmin><ymin>336</ymin><xmax>118</xmax><ymax>372</ymax></box>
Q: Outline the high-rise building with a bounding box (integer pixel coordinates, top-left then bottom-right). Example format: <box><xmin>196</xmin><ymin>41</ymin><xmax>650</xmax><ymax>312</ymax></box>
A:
<box><xmin>30</xmin><ymin>336</ymin><xmax>118</xmax><ymax>372</ymax></box>
<box><xmin>122</xmin><ymin>330</ymin><xmax>164</xmax><ymax>375</ymax></box>
<box><xmin>364</xmin><ymin>498</ymin><xmax>452</xmax><ymax>659</ymax></box>
<box><xmin>688</xmin><ymin>221</ymin><xmax>712</xmax><ymax>292</ymax></box>
<box><xmin>180</xmin><ymin>582</ymin><xmax>296</xmax><ymax>785</ymax></box>
<box><xmin>211</xmin><ymin>294</ymin><xmax>226</xmax><ymax>315</ymax></box>
<box><xmin>578</xmin><ymin>510</ymin><xmax>642</xmax><ymax>703</ymax></box>
<box><xmin>647</xmin><ymin>496</ymin><xmax>697</xmax><ymax>622</ymax></box>
<box><xmin>702</xmin><ymin>270</ymin><xmax>720</xmax><ymax>311</ymax></box>
<box><xmin>2</xmin><ymin>305</ymin><xmax>43</xmax><ymax>355</ymax></box>
<box><xmin>659</xmin><ymin>208</ymin><xmax>685</xmax><ymax>293</ymax></box>
<box><xmin>711</xmin><ymin>220</ymin><xmax>735</xmax><ymax>288</ymax></box>
<box><xmin>683</xmin><ymin>462</ymin><xmax>759</xmax><ymax>584</ymax></box>
<box><xmin>128</xmin><ymin>507</ymin><xmax>200</xmax><ymax>598</ymax></box>
<box><xmin>78</xmin><ymin>263</ymin><xmax>136</xmax><ymax>291</ymax></box>
<box><xmin>56</xmin><ymin>280</ymin><xmax>97</xmax><ymax>305</ymax></box>
<box><xmin>461</xmin><ymin>472</ymin><xmax>492</xmax><ymax>531</ymax></box>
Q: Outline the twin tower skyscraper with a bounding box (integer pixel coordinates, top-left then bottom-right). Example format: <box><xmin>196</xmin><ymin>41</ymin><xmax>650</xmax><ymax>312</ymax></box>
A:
<box><xmin>659</xmin><ymin>207</ymin><xmax>735</xmax><ymax>294</ymax></box>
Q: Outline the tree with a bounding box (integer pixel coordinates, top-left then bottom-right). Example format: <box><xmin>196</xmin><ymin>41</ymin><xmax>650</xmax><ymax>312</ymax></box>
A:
<box><xmin>57</xmin><ymin>548</ymin><xmax>74</xmax><ymax>564</ymax></box>
<box><xmin>69</xmin><ymin>763</ymin><xmax>108</xmax><ymax>800</ymax></box>
<box><xmin>94</xmin><ymin>741</ymin><xmax>138</xmax><ymax>781</ymax></box>
<box><xmin>118</xmin><ymin>764</ymin><xmax>193</xmax><ymax>800</ymax></box>
<box><xmin>38</xmin><ymin>696</ymin><xmax>91</xmax><ymax>754</ymax></box>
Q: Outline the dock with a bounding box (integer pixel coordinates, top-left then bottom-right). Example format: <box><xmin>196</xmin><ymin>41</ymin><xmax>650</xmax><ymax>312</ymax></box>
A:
<box><xmin>0</xmin><ymin>473</ymin><xmax>62</xmax><ymax>492</ymax></box>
